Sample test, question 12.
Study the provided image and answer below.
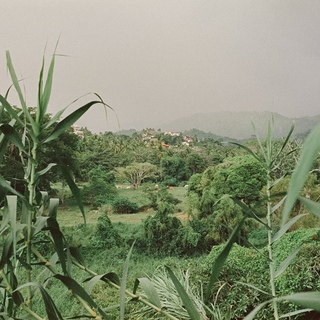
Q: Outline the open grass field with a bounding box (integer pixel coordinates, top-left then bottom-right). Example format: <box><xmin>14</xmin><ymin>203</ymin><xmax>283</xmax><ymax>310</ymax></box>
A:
<box><xmin>53</xmin><ymin>185</ymin><xmax>189</xmax><ymax>227</ymax></box>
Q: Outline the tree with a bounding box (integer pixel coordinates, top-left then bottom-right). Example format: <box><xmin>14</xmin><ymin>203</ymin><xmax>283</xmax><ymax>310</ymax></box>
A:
<box><xmin>160</xmin><ymin>155</ymin><xmax>189</xmax><ymax>186</ymax></box>
<box><xmin>116</xmin><ymin>162</ymin><xmax>158</xmax><ymax>189</ymax></box>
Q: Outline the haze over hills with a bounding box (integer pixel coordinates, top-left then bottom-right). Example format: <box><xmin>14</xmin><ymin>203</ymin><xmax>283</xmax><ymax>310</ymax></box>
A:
<box><xmin>120</xmin><ymin>111</ymin><xmax>320</xmax><ymax>140</ymax></box>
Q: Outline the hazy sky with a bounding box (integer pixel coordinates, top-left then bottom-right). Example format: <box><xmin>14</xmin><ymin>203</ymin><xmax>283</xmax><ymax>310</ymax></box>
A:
<box><xmin>1</xmin><ymin>1</ymin><xmax>320</xmax><ymax>132</ymax></box>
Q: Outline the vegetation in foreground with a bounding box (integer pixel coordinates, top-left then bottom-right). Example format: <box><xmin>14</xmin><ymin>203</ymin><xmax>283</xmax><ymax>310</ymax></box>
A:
<box><xmin>0</xmin><ymin>49</ymin><xmax>319</xmax><ymax>319</ymax></box>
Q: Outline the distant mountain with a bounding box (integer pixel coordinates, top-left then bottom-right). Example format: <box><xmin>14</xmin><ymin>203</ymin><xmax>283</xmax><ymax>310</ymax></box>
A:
<box><xmin>157</xmin><ymin>111</ymin><xmax>320</xmax><ymax>140</ymax></box>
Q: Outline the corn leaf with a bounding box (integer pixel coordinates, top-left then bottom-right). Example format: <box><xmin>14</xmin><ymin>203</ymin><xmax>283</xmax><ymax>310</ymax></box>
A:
<box><xmin>205</xmin><ymin>217</ymin><xmax>246</xmax><ymax>303</ymax></box>
<box><xmin>16</xmin><ymin>282</ymin><xmax>63</xmax><ymax>320</ymax></box>
<box><xmin>49</xmin><ymin>198</ymin><xmax>59</xmax><ymax>220</ymax></box>
<box><xmin>279</xmin><ymin>308</ymin><xmax>313</xmax><ymax>318</ymax></box>
<box><xmin>272</xmin><ymin>214</ymin><xmax>307</xmax><ymax>243</ymax></box>
<box><xmin>282</xmin><ymin>123</ymin><xmax>320</xmax><ymax>226</ymax></box>
<box><xmin>298</xmin><ymin>196</ymin><xmax>320</xmax><ymax>218</ymax></box>
<box><xmin>6</xmin><ymin>51</ymin><xmax>37</xmax><ymax>134</ymax></box>
<box><xmin>0</xmin><ymin>124</ymin><xmax>27</xmax><ymax>154</ymax></box>
<box><xmin>34</xmin><ymin>163</ymin><xmax>57</xmax><ymax>182</ymax></box>
<box><xmin>133</xmin><ymin>278</ymin><xmax>162</xmax><ymax>308</ymax></box>
<box><xmin>274</xmin><ymin>246</ymin><xmax>301</xmax><ymax>278</ymax></box>
<box><xmin>58</xmin><ymin>165</ymin><xmax>85</xmax><ymax>224</ymax></box>
<box><xmin>0</xmin><ymin>233</ymin><xmax>13</xmax><ymax>269</ymax></box>
<box><xmin>46</xmin><ymin>217</ymin><xmax>67</xmax><ymax>276</ymax></box>
<box><xmin>281</xmin><ymin>292</ymin><xmax>320</xmax><ymax>311</ymax></box>
<box><xmin>120</xmin><ymin>243</ymin><xmax>134</xmax><ymax>320</ymax></box>
<box><xmin>43</xmin><ymin>101</ymin><xmax>105</xmax><ymax>144</ymax></box>
<box><xmin>38</xmin><ymin>50</ymin><xmax>56</xmax><ymax>122</ymax></box>
<box><xmin>54</xmin><ymin>274</ymin><xmax>108</xmax><ymax>318</ymax></box>
<box><xmin>84</xmin><ymin>272</ymin><xmax>120</xmax><ymax>295</ymax></box>
<box><xmin>243</xmin><ymin>300</ymin><xmax>271</xmax><ymax>320</ymax></box>
<box><xmin>166</xmin><ymin>267</ymin><xmax>200</xmax><ymax>320</ymax></box>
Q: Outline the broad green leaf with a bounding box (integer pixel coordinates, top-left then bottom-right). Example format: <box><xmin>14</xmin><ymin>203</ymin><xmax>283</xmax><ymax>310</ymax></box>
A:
<box><xmin>243</xmin><ymin>300</ymin><xmax>271</xmax><ymax>320</ymax></box>
<box><xmin>273</xmin><ymin>122</ymin><xmax>295</xmax><ymax>161</ymax></box>
<box><xmin>272</xmin><ymin>214</ymin><xmax>307</xmax><ymax>243</ymax></box>
<box><xmin>279</xmin><ymin>308</ymin><xmax>313</xmax><ymax>318</ymax></box>
<box><xmin>43</xmin><ymin>101</ymin><xmax>105</xmax><ymax>144</ymax></box>
<box><xmin>34</xmin><ymin>163</ymin><xmax>57</xmax><ymax>182</ymax></box>
<box><xmin>120</xmin><ymin>243</ymin><xmax>135</xmax><ymax>320</ymax></box>
<box><xmin>0</xmin><ymin>95</ymin><xmax>24</xmax><ymax>127</ymax></box>
<box><xmin>0</xmin><ymin>124</ymin><xmax>26</xmax><ymax>154</ymax></box>
<box><xmin>235</xmin><ymin>281</ymin><xmax>269</xmax><ymax>296</ymax></box>
<box><xmin>49</xmin><ymin>198</ymin><xmax>60</xmax><ymax>220</ymax></box>
<box><xmin>0</xmin><ymin>176</ymin><xmax>32</xmax><ymax>210</ymax></box>
<box><xmin>271</xmin><ymin>195</ymin><xmax>286</xmax><ymax>214</ymax></box>
<box><xmin>46</xmin><ymin>217</ymin><xmax>68</xmax><ymax>276</ymax></box>
<box><xmin>38</xmin><ymin>49</ymin><xmax>56</xmax><ymax>122</ymax></box>
<box><xmin>281</xmin><ymin>292</ymin><xmax>320</xmax><ymax>311</ymax></box>
<box><xmin>16</xmin><ymin>282</ymin><xmax>63</xmax><ymax>319</ymax></box>
<box><xmin>54</xmin><ymin>274</ymin><xmax>108</xmax><ymax>318</ymax></box>
<box><xmin>166</xmin><ymin>267</ymin><xmax>200</xmax><ymax>320</ymax></box>
<box><xmin>7</xmin><ymin>196</ymin><xmax>17</xmax><ymax>266</ymax></box>
<box><xmin>233</xmin><ymin>198</ymin><xmax>270</xmax><ymax>229</ymax></box>
<box><xmin>6</xmin><ymin>51</ymin><xmax>37</xmax><ymax>133</ymax></box>
<box><xmin>32</xmin><ymin>216</ymin><xmax>49</xmax><ymax>235</ymax></box>
<box><xmin>205</xmin><ymin>218</ymin><xmax>246</xmax><ymax>303</ymax></box>
<box><xmin>230</xmin><ymin>142</ymin><xmax>262</xmax><ymax>163</ymax></box>
<box><xmin>133</xmin><ymin>278</ymin><xmax>162</xmax><ymax>308</ymax></box>
<box><xmin>274</xmin><ymin>246</ymin><xmax>301</xmax><ymax>278</ymax></box>
<box><xmin>298</xmin><ymin>196</ymin><xmax>320</xmax><ymax>218</ymax></box>
<box><xmin>0</xmin><ymin>233</ymin><xmax>13</xmax><ymax>268</ymax></box>
<box><xmin>58</xmin><ymin>165</ymin><xmax>85</xmax><ymax>223</ymax></box>
<box><xmin>282</xmin><ymin>123</ymin><xmax>320</xmax><ymax>226</ymax></box>
<box><xmin>84</xmin><ymin>272</ymin><xmax>120</xmax><ymax>295</ymax></box>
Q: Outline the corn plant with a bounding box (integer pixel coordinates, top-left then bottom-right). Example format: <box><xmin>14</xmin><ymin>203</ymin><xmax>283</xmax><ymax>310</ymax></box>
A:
<box><xmin>220</xmin><ymin>120</ymin><xmax>320</xmax><ymax>319</ymax></box>
<box><xmin>0</xmin><ymin>50</ymin><xmax>115</xmax><ymax>318</ymax></box>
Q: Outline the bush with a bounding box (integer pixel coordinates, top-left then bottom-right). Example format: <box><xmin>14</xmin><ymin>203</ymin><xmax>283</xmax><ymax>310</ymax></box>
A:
<box><xmin>111</xmin><ymin>196</ymin><xmax>139</xmax><ymax>214</ymax></box>
<box><xmin>201</xmin><ymin>229</ymin><xmax>320</xmax><ymax>319</ymax></box>
<box><xmin>94</xmin><ymin>211</ymin><xmax>123</xmax><ymax>249</ymax></box>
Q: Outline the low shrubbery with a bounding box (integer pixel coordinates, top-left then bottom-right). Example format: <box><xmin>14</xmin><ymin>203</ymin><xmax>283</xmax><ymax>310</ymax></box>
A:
<box><xmin>201</xmin><ymin>229</ymin><xmax>320</xmax><ymax>319</ymax></box>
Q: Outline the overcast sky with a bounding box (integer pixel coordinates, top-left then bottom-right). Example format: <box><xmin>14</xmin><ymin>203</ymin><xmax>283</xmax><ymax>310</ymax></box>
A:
<box><xmin>1</xmin><ymin>1</ymin><xmax>320</xmax><ymax>132</ymax></box>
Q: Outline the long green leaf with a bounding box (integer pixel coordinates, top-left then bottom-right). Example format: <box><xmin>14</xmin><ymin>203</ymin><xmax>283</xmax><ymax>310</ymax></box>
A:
<box><xmin>281</xmin><ymin>292</ymin><xmax>320</xmax><ymax>311</ymax></box>
<box><xmin>38</xmin><ymin>49</ymin><xmax>56</xmax><ymax>123</ymax></box>
<box><xmin>166</xmin><ymin>267</ymin><xmax>200</xmax><ymax>320</ymax></box>
<box><xmin>58</xmin><ymin>165</ymin><xmax>85</xmax><ymax>223</ymax></box>
<box><xmin>279</xmin><ymin>308</ymin><xmax>313</xmax><ymax>318</ymax></box>
<box><xmin>0</xmin><ymin>95</ymin><xmax>24</xmax><ymax>127</ymax></box>
<box><xmin>272</xmin><ymin>214</ymin><xmax>307</xmax><ymax>243</ymax></box>
<box><xmin>205</xmin><ymin>218</ymin><xmax>246</xmax><ymax>303</ymax></box>
<box><xmin>282</xmin><ymin>123</ymin><xmax>320</xmax><ymax>226</ymax></box>
<box><xmin>230</xmin><ymin>142</ymin><xmax>262</xmax><ymax>163</ymax></box>
<box><xmin>46</xmin><ymin>217</ymin><xmax>67</xmax><ymax>276</ymax></box>
<box><xmin>298</xmin><ymin>196</ymin><xmax>320</xmax><ymax>218</ymax></box>
<box><xmin>43</xmin><ymin>101</ymin><xmax>105</xmax><ymax>144</ymax></box>
<box><xmin>54</xmin><ymin>274</ymin><xmax>108</xmax><ymax>318</ymax></box>
<box><xmin>243</xmin><ymin>300</ymin><xmax>271</xmax><ymax>320</ymax></box>
<box><xmin>133</xmin><ymin>278</ymin><xmax>162</xmax><ymax>308</ymax></box>
<box><xmin>0</xmin><ymin>233</ymin><xmax>13</xmax><ymax>268</ymax></box>
<box><xmin>16</xmin><ymin>282</ymin><xmax>63</xmax><ymax>319</ymax></box>
<box><xmin>34</xmin><ymin>163</ymin><xmax>57</xmax><ymax>182</ymax></box>
<box><xmin>6</xmin><ymin>51</ymin><xmax>37</xmax><ymax>134</ymax></box>
<box><xmin>49</xmin><ymin>198</ymin><xmax>60</xmax><ymax>220</ymax></box>
<box><xmin>84</xmin><ymin>272</ymin><xmax>120</xmax><ymax>295</ymax></box>
<box><xmin>0</xmin><ymin>176</ymin><xmax>32</xmax><ymax>210</ymax></box>
<box><xmin>274</xmin><ymin>246</ymin><xmax>301</xmax><ymax>278</ymax></box>
<box><xmin>0</xmin><ymin>124</ymin><xmax>27</xmax><ymax>154</ymax></box>
<box><xmin>120</xmin><ymin>243</ymin><xmax>135</xmax><ymax>320</ymax></box>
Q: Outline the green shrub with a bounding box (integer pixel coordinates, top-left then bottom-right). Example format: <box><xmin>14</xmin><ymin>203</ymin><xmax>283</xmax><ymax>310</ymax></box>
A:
<box><xmin>111</xmin><ymin>196</ymin><xmax>139</xmax><ymax>214</ymax></box>
<box><xmin>201</xmin><ymin>229</ymin><xmax>320</xmax><ymax>319</ymax></box>
<box><xmin>94</xmin><ymin>211</ymin><xmax>123</xmax><ymax>249</ymax></box>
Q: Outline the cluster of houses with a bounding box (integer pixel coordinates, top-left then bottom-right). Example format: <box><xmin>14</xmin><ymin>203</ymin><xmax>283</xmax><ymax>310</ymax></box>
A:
<box><xmin>142</xmin><ymin>129</ymin><xmax>194</xmax><ymax>147</ymax></box>
<box><xmin>72</xmin><ymin>125</ymin><xmax>194</xmax><ymax>147</ymax></box>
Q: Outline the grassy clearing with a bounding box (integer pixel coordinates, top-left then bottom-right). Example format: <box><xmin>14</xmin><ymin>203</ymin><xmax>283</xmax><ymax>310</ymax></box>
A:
<box><xmin>54</xmin><ymin>185</ymin><xmax>189</xmax><ymax>227</ymax></box>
